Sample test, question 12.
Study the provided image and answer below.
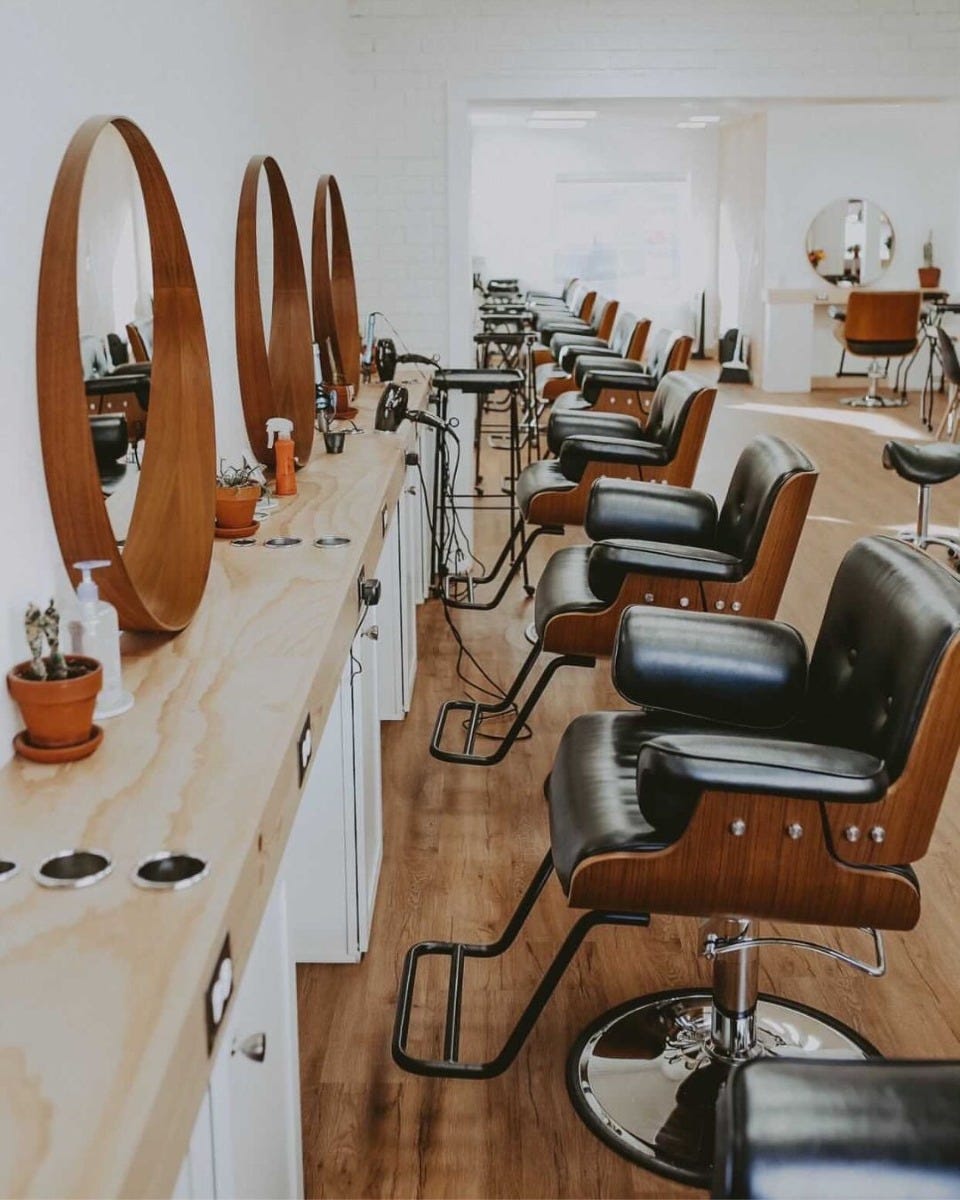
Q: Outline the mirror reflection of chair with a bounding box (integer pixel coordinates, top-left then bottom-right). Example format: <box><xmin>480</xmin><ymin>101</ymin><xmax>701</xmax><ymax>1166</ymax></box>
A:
<box><xmin>431</xmin><ymin>435</ymin><xmax>816</xmax><ymax>766</ymax></box>
<box><xmin>713</xmin><ymin>1058</ymin><xmax>960</xmax><ymax>1200</ymax></box>
<box><xmin>443</xmin><ymin>372</ymin><xmax>715</xmax><ymax>612</ymax></box>
<box><xmin>396</xmin><ymin>536</ymin><xmax>960</xmax><ymax>1189</ymax></box>
<box><xmin>90</xmin><ymin>414</ymin><xmax>129</xmax><ymax>496</ymax></box>
<box><xmin>125</xmin><ymin>317</ymin><xmax>153</xmax><ymax>363</ymax></box>
<box><xmin>834</xmin><ymin>291</ymin><xmax>921</xmax><ymax>408</ymax></box>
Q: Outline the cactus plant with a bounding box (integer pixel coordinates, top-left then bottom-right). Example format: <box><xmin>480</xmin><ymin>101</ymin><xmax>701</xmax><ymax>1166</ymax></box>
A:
<box><xmin>923</xmin><ymin>232</ymin><xmax>935</xmax><ymax>269</ymax></box>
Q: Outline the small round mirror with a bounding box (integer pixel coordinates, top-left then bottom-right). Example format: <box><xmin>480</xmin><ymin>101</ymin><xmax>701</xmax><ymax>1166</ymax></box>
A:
<box><xmin>805</xmin><ymin>198</ymin><xmax>894</xmax><ymax>287</ymax></box>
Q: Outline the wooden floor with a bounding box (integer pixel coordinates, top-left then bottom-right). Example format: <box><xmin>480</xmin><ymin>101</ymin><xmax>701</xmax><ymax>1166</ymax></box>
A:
<box><xmin>298</xmin><ymin>370</ymin><xmax>960</xmax><ymax>1199</ymax></box>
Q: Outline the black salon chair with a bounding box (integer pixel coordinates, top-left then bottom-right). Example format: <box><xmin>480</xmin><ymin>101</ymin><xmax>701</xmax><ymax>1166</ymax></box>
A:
<box><xmin>528</xmin><ymin>282</ymin><xmax>595</xmax><ymax>330</ymax></box>
<box><xmin>397</xmin><ymin>536</ymin><xmax>960</xmax><ymax>1188</ymax></box>
<box><xmin>935</xmin><ymin>325</ymin><xmax>960</xmax><ymax>440</ymax></box>
<box><xmin>834</xmin><ymin>291</ymin><xmax>921</xmax><ymax>408</ymax></box>
<box><xmin>90</xmin><ymin>414</ymin><xmax>129</xmax><ymax>496</ymax></box>
<box><xmin>443</xmin><ymin>372</ymin><xmax>715</xmax><ymax>611</ymax></box>
<box><xmin>533</xmin><ymin>313</ymin><xmax>649</xmax><ymax>403</ymax></box>
<box><xmin>882</xmin><ymin>438</ymin><xmax>960</xmax><ymax>561</ymax></box>
<box><xmin>714</xmin><ymin>1059</ymin><xmax>960</xmax><ymax>1199</ymax></box>
<box><xmin>536</xmin><ymin>293</ymin><xmax>614</xmax><ymax>347</ymax></box>
<box><xmin>432</xmin><ymin>435</ymin><xmax>817</xmax><ymax>765</ymax></box>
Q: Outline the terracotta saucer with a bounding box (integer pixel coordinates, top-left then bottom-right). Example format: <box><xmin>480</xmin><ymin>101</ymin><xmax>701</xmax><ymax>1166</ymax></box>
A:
<box><xmin>216</xmin><ymin>519</ymin><xmax>260</xmax><ymax>539</ymax></box>
<box><xmin>14</xmin><ymin>724</ymin><xmax>104</xmax><ymax>764</ymax></box>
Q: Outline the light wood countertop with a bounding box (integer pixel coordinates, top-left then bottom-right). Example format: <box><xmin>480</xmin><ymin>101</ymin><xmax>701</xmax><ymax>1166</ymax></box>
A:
<box><xmin>0</xmin><ymin>372</ymin><xmax>427</xmax><ymax>1198</ymax></box>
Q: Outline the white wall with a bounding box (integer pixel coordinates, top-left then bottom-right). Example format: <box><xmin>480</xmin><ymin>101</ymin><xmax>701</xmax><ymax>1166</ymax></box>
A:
<box><xmin>717</xmin><ymin>114</ymin><xmax>767</xmax><ymax>374</ymax></box>
<box><xmin>470</xmin><ymin>116</ymin><xmax>720</xmax><ymax>344</ymax></box>
<box><xmin>0</xmin><ymin>0</ymin><xmax>347</xmax><ymax>764</ymax></box>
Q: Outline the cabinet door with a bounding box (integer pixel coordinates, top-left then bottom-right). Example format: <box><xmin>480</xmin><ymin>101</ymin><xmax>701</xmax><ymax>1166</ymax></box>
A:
<box><xmin>350</xmin><ymin>605</ymin><xmax>383</xmax><ymax>953</ymax></box>
<box><xmin>398</xmin><ymin>468</ymin><xmax>420</xmax><ymax>710</ymax></box>
<box><xmin>375</xmin><ymin>507</ymin><xmax>405</xmax><ymax>722</ymax></box>
<box><xmin>284</xmin><ymin>669</ymin><xmax>358</xmax><ymax>963</ymax></box>
<box><xmin>172</xmin><ymin>1090</ymin><xmax>216</xmax><ymax>1199</ymax></box>
<box><xmin>416</xmin><ymin>425</ymin><xmax>435</xmax><ymax>600</ymax></box>
<box><xmin>208</xmin><ymin>880</ymin><xmax>303</xmax><ymax>1199</ymax></box>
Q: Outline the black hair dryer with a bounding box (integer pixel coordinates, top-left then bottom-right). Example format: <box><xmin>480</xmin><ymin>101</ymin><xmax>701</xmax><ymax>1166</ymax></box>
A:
<box><xmin>375</xmin><ymin>337</ymin><xmax>397</xmax><ymax>382</ymax></box>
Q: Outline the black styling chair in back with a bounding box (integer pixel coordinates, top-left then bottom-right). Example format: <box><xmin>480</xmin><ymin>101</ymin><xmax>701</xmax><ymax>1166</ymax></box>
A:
<box><xmin>396</xmin><ymin>536</ymin><xmax>960</xmax><ymax>1188</ymax></box>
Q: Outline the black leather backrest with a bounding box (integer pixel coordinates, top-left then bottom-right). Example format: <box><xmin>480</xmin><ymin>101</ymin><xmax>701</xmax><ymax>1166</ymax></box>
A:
<box><xmin>610</xmin><ymin>311</ymin><xmax>636</xmax><ymax>356</ymax></box>
<box><xmin>643</xmin><ymin>371</ymin><xmax>703</xmax><ymax>453</ymax></box>
<box><xmin>643</xmin><ymin>328</ymin><xmax>668</xmax><ymax>374</ymax></box>
<box><xmin>805</xmin><ymin>536</ymin><xmax>960</xmax><ymax>779</ymax></box>
<box><xmin>938</xmin><ymin>326</ymin><xmax>960</xmax><ymax>387</ymax></box>
<box><xmin>714</xmin><ymin>436</ymin><xmax>816</xmax><ymax>570</ymax></box>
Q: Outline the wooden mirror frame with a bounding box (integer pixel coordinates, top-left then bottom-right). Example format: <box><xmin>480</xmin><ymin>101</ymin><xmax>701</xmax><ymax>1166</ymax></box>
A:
<box><xmin>37</xmin><ymin>115</ymin><xmax>216</xmax><ymax>633</ymax></box>
<box><xmin>312</xmin><ymin>174</ymin><xmax>361</xmax><ymax>399</ymax></box>
<box><xmin>235</xmin><ymin>156</ymin><xmax>315</xmax><ymax>468</ymax></box>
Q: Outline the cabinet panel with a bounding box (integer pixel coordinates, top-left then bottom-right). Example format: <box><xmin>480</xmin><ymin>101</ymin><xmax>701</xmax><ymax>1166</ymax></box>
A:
<box><xmin>399</xmin><ymin>469</ymin><xmax>420</xmax><ymax>709</ymax></box>
<box><xmin>351</xmin><ymin>604</ymin><xmax>383</xmax><ymax>952</ymax></box>
<box><xmin>375</xmin><ymin>507</ymin><xmax>405</xmax><ymax>722</ymax></box>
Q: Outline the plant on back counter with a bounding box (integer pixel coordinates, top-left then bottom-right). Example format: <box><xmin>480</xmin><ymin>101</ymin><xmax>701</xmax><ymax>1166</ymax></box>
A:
<box><xmin>920</xmin><ymin>231</ymin><xmax>941</xmax><ymax>289</ymax></box>
<box><xmin>6</xmin><ymin>600</ymin><xmax>103</xmax><ymax>760</ymax></box>
<box><xmin>215</xmin><ymin>456</ymin><xmax>265</xmax><ymax>533</ymax></box>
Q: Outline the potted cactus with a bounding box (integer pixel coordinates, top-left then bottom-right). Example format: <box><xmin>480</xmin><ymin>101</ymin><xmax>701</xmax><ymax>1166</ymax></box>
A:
<box><xmin>919</xmin><ymin>232</ymin><xmax>941</xmax><ymax>289</ymax></box>
<box><xmin>7</xmin><ymin>601</ymin><xmax>102</xmax><ymax>760</ymax></box>
<box><xmin>215</xmin><ymin>456</ymin><xmax>265</xmax><ymax>533</ymax></box>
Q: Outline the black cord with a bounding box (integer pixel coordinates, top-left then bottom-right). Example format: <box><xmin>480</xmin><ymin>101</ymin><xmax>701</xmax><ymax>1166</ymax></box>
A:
<box><xmin>369</xmin><ymin>310</ymin><xmax>434</xmax><ymax>386</ymax></box>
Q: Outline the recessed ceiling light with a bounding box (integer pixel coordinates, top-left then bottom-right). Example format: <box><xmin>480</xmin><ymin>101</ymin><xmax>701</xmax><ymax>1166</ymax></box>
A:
<box><xmin>689</xmin><ymin>114</ymin><xmax>721</xmax><ymax>123</ymax></box>
<box><xmin>531</xmin><ymin>110</ymin><xmax>598</xmax><ymax>121</ymax></box>
<box><xmin>677</xmin><ymin>121</ymin><xmax>707</xmax><ymax>129</ymax></box>
<box><xmin>527</xmin><ymin>118</ymin><xmax>588</xmax><ymax>129</ymax></box>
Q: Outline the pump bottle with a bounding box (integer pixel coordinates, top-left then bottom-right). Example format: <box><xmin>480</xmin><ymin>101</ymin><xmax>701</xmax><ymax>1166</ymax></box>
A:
<box><xmin>70</xmin><ymin>560</ymin><xmax>134</xmax><ymax>719</ymax></box>
<box><xmin>266</xmin><ymin>417</ymin><xmax>297</xmax><ymax>497</ymax></box>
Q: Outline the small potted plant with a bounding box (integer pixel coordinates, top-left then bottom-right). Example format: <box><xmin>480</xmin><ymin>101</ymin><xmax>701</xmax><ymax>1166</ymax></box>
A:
<box><xmin>215</xmin><ymin>456</ymin><xmax>264</xmax><ymax>533</ymax></box>
<box><xmin>919</xmin><ymin>231</ymin><xmax>941</xmax><ymax>289</ymax></box>
<box><xmin>7</xmin><ymin>601</ymin><xmax>102</xmax><ymax>761</ymax></box>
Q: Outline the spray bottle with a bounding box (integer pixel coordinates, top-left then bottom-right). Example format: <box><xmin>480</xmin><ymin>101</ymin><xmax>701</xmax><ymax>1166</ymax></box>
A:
<box><xmin>70</xmin><ymin>560</ymin><xmax>134</xmax><ymax>719</ymax></box>
<box><xmin>266</xmin><ymin>417</ymin><xmax>296</xmax><ymax>497</ymax></box>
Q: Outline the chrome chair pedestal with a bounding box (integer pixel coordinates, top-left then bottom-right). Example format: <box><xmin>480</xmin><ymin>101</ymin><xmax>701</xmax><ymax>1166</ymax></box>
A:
<box><xmin>566</xmin><ymin>919</ymin><xmax>878</xmax><ymax>1188</ymax></box>
<box><xmin>897</xmin><ymin>483</ymin><xmax>960</xmax><ymax>561</ymax></box>
<box><xmin>841</xmin><ymin>357</ymin><xmax>908</xmax><ymax>408</ymax></box>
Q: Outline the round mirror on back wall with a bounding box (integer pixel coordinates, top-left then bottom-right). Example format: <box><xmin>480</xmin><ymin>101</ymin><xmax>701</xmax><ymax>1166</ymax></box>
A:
<box><xmin>37</xmin><ymin>115</ymin><xmax>216</xmax><ymax>633</ymax></box>
<box><xmin>805</xmin><ymin>198</ymin><xmax>894</xmax><ymax>287</ymax></box>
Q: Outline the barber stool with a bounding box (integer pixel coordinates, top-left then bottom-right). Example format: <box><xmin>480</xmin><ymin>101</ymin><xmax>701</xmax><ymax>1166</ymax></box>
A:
<box><xmin>835</xmin><ymin>291</ymin><xmax>921</xmax><ymax>408</ymax></box>
<box><xmin>714</xmin><ymin>1058</ymin><xmax>960</xmax><ymax>1199</ymax></box>
<box><xmin>882</xmin><ymin>439</ymin><xmax>960</xmax><ymax>562</ymax></box>
<box><xmin>396</xmin><ymin>536</ymin><xmax>960</xmax><ymax>1187</ymax></box>
<box><xmin>443</xmin><ymin>373</ymin><xmax>715</xmax><ymax>612</ymax></box>
<box><xmin>431</xmin><ymin>435</ymin><xmax>816</xmax><ymax>765</ymax></box>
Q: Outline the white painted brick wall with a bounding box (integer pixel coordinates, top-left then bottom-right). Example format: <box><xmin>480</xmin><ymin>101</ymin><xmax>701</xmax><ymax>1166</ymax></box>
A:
<box><xmin>339</xmin><ymin>0</ymin><xmax>960</xmax><ymax>357</ymax></box>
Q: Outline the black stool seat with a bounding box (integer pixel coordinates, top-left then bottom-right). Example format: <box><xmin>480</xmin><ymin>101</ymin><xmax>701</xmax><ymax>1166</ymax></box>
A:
<box><xmin>715</xmin><ymin>1059</ymin><xmax>959</xmax><ymax>1199</ymax></box>
<box><xmin>516</xmin><ymin>459</ymin><xmax>575</xmax><ymax>517</ymax></box>
<box><xmin>433</xmin><ymin>368</ymin><xmax>523</xmax><ymax>393</ymax></box>
<box><xmin>882</xmin><ymin>439</ymin><xmax>960</xmax><ymax>485</ymax></box>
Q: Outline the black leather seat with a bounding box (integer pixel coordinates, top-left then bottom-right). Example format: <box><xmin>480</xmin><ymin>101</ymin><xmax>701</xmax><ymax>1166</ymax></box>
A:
<box><xmin>533</xmin><ymin>435</ymin><xmax>816</xmax><ymax>640</ymax></box>
<box><xmin>714</xmin><ymin>1059</ymin><xmax>960</xmax><ymax>1199</ymax></box>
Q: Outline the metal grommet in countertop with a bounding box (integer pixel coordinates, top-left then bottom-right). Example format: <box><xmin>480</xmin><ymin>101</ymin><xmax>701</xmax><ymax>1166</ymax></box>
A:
<box><xmin>263</xmin><ymin>536</ymin><xmax>303</xmax><ymax>548</ymax></box>
<box><xmin>314</xmin><ymin>536</ymin><xmax>351</xmax><ymax>548</ymax></box>
<box><xmin>132</xmin><ymin>851</ymin><xmax>210</xmax><ymax>891</ymax></box>
<box><xmin>35</xmin><ymin>848</ymin><xmax>113</xmax><ymax>889</ymax></box>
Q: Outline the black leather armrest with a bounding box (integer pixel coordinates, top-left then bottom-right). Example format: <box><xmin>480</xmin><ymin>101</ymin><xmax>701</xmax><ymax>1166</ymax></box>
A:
<box><xmin>539</xmin><ymin>318</ymin><xmax>593</xmax><ymax>338</ymax></box>
<box><xmin>582</xmin><ymin>368</ymin><xmax>657</xmax><ymax>405</ymax></box>
<box><xmin>589</xmin><ymin>539</ymin><xmax>742</xmax><ymax>600</ymax></box>
<box><xmin>548</xmin><ymin>411</ymin><xmax>644</xmax><ymax>456</ymax></box>
<box><xmin>109</xmin><ymin>362</ymin><xmax>152</xmax><ymax>376</ymax></box>
<box><xmin>637</xmin><ymin>734</ymin><xmax>888</xmax><ymax>805</ymax></box>
<box><xmin>558</xmin><ymin>344</ymin><xmax>619</xmax><ymax>373</ymax></box>
<box><xmin>575</xmin><ymin>355</ymin><xmax>646</xmax><ymax>386</ymax></box>
<box><xmin>613</xmin><ymin>607</ymin><xmax>807</xmax><ymax>726</ymax></box>
<box><xmin>558</xmin><ymin>435</ymin><xmax>667</xmax><ymax>481</ymax></box>
<box><xmin>586</xmin><ymin>478</ymin><xmax>718</xmax><ymax>545</ymax></box>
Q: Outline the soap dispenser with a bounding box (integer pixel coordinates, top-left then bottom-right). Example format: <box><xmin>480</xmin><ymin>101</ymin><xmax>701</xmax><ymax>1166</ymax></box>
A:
<box><xmin>71</xmin><ymin>560</ymin><xmax>134</xmax><ymax>719</ymax></box>
<box><xmin>266</xmin><ymin>417</ymin><xmax>297</xmax><ymax>497</ymax></box>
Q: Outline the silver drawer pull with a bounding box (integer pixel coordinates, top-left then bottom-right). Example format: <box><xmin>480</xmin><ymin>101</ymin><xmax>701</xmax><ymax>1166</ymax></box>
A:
<box><xmin>232</xmin><ymin>1032</ymin><xmax>266</xmax><ymax>1062</ymax></box>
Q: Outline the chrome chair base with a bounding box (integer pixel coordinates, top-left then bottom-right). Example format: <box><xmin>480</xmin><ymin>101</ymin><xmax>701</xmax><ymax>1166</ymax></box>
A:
<box><xmin>841</xmin><ymin>392</ymin><xmax>909</xmax><ymax>408</ymax></box>
<box><xmin>566</xmin><ymin>988</ymin><xmax>878</xmax><ymax>1188</ymax></box>
<box><xmin>897</xmin><ymin>530</ymin><xmax>960</xmax><ymax>560</ymax></box>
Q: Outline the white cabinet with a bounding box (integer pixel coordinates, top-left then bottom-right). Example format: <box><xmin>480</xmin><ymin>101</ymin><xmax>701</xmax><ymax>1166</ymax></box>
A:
<box><xmin>284</xmin><ymin>614</ymin><xmax>383</xmax><ymax>963</ymax></box>
<box><xmin>175</xmin><ymin>880</ymin><xmax>303</xmax><ymax>1199</ymax></box>
<box><xmin>376</xmin><ymin>508</ymin><xmax>405</xmax><ymax>722</ymax></box>
<box><xmin>398</xmin><ymin>467</ymin><xmax>420</xmax><ymax>703</ymax></box>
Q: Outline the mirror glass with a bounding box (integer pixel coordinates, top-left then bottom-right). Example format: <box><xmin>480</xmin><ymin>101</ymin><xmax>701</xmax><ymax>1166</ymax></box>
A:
<box><xmin>257</xmin><ymin>169</ymin><xmax>274</xmax><ymax>344</ymax></box>
<box><xmin>805</xmin><ymin>198</ymin><xmax>894</xmax><ymax>287</ymax></box>
<box><xmin>76</xmin><ymin>125</ymin><xmax>152</xmax><ymax>544</ymax></box>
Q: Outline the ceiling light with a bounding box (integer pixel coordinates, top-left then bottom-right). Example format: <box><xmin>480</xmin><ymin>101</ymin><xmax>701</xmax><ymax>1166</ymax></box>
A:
<box><xmin>531</xmin><ymin>110</ymin><xmax>598</xmax><ymax>121</ymax></box>
<box><xmin>689</xmin><ymin>114</ymin><xmax>721</xmax><ymax>123</ymax></box>
<box><xmin>527</xmin><ymin>118</ymin><xmax>588</xmax><ymax>129</ymax></box>
<box><xmin>677</xmin><ymin>121</ymin><xmax>707</xmax><ymax>129</ymax></box>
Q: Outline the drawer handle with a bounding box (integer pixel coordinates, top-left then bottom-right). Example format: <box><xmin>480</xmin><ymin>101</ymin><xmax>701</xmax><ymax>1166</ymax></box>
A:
<box><xmin>232</xmin><ymin>1032</ymin><xmax>266</xmax><ymax>1062</ymax></box>
<box><xmin>362</xmin><ymin>625</ymin><xmax>380</xmax><ymax>641</ymax></box>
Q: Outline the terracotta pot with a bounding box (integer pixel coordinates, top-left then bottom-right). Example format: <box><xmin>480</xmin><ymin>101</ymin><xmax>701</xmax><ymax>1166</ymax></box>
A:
<box><xmin>919</xmin><ymin>267</ymin><xmax>942</xmax><ymax>289</ymax></box>
<box><xmin>7</xmin><ymin>656</ymin><xmax>102</xmax><ymax>748</ymax></box>
<box><xmin>215</xmin><ymin>484</ymin><xmax>261</xmax><ymax>530</ymax></box>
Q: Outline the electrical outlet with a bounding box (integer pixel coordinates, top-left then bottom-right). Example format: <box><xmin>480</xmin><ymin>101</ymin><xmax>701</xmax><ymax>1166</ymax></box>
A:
<box><xmin>205</xmin><ymin>934</ymin><xmax>234</xmax><ymax>1053</ymax></box>
<box><xmin>297</xmin><ymin>713</ymin><xmax>312</xmax><ymax>787</ymax></box>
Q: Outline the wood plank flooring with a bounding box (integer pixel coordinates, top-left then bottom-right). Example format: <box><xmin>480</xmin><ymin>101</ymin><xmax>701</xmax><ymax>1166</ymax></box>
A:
<box><xmin>299</xmin><ymin>371</ymin><xmax>960</xmax><ymax>1199</ymax></box>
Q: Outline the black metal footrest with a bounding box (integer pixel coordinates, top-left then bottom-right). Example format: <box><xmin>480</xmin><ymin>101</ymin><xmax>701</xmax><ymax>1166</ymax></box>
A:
<box><xmin>392</xmin><ymin>851</ymin><xmax>650</xmax><ymax>1079</ymax></box>
<box><xmin>440</xmin><ymin>524</ymin><xmax>563</xmax><ymax>612</ymax></box>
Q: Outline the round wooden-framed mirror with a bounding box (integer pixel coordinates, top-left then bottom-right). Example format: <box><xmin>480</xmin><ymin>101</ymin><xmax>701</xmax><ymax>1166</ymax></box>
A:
<box><xmin>37</xmin><ymin>115</ymin><xmax>216</xmax><ymax>633</ymax></box>
<box><xmin>235</xmin><ymin>156</ymin><xmax>315</xmax><ymax>468</ymax></box>
<box><xmin>312</xmin><ymin>174</ymin><xmax>361</xmax><ymax>396</ymax></box>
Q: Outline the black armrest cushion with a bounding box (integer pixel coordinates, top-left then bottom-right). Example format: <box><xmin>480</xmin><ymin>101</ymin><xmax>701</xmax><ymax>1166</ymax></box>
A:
<box><xmin>538</xmin><ymin>317</ymin><xmax>592</xmax><ymax>337</ymax></box>
<box><xmin>586</xmin><ymin>478</ymin><xmax>718</xmax><ymax>545</ymax></box>
<box><xmin>582</xmin><ymin>368</ymin><xmax>657</xmax><ymax>405</ymax></box>
<box><xmin>557</xmin><ymin>344</ymin><xmax>619</xmax><ymax>372</ymax></box>
<box><xmin>636</xmin><ymin>735</ymin><xmax>889</xmax><ymax>818</ymax></box>
<box><xmin>109</xmin><ymin>362</ymin><xmax>152</xmax><ymax>376</ymax></box>
<box><xmin>548</xmin><ymin>411</ymin><xmax>644</xmax><ymax>456</ymax></box>
<box><xmin>558</xmin><ymin>435</ymin><xmax>668</xmax><ymax>481</ymax></box>
<box><xmin>575</xmin><ymin>355</ymin><xmax>646</xmax><ymax>386</ymax></box>
<box><xmin>613</xmin><ymin>607</ymin><xmax>807</xmax><ymax>726</ymax></box>
<box><xmin>590</xmin><ymin>539</ymin><xmax>742</xmax><ymax>599</ymax></box>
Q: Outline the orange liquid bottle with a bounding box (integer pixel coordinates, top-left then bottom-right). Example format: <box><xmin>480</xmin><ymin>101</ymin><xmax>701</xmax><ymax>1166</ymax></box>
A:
<box><xmin>266</xmin><ymin>418</ymin><xmax>297</xmax><ymax>497</ymax></box>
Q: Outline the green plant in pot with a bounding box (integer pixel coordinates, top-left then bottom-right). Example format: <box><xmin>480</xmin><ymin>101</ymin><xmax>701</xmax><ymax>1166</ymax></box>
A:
<box><xmin>919</xmin><ymin>231</ymin><xmax>941</xmax><ymax>289</ymax></box>
<box><xmin>215</xmin><ymin>456</ymin><xmax>265</xmax><ymax>532</ymax></box>
<box><xmin>7</xmin><ymin>600</ymin><xmax>102</xmax><ymax>761</ymax></box>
